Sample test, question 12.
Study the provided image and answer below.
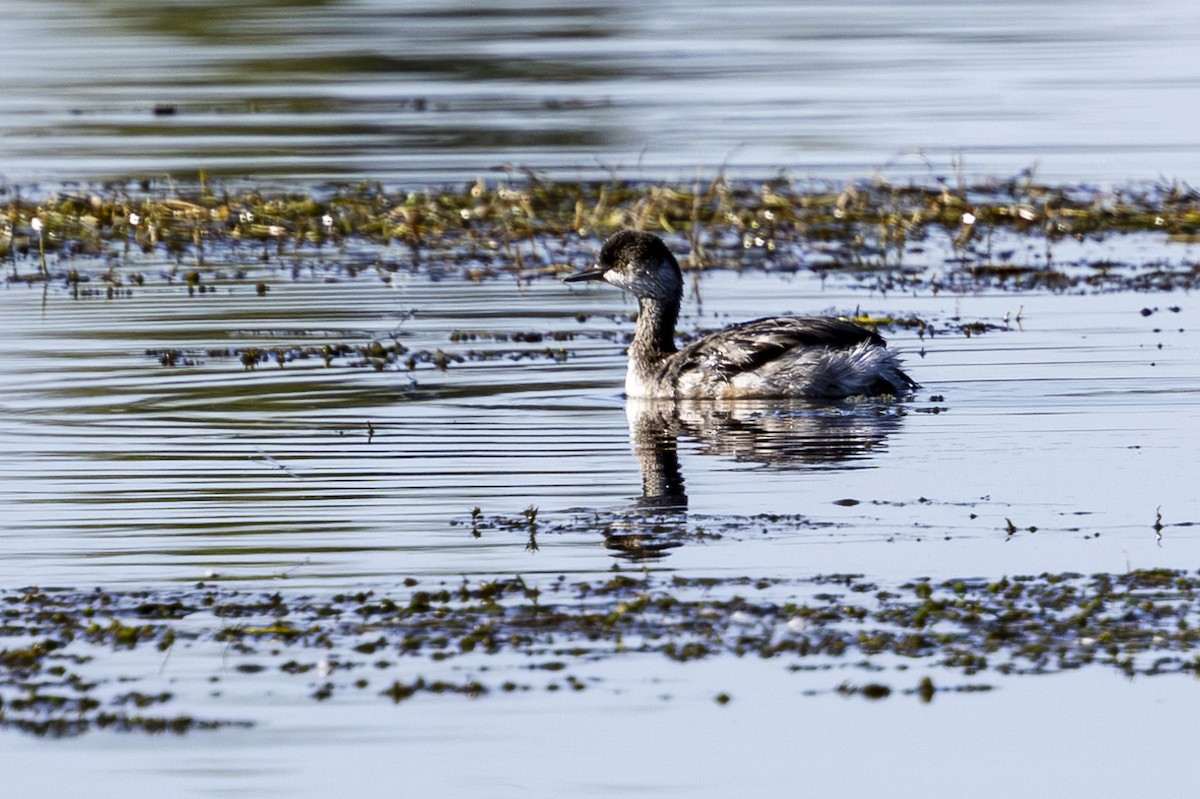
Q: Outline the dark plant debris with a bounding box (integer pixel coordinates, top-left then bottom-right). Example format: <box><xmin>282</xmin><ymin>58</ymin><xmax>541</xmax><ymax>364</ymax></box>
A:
<box><xmin>5</xmin><ymin>175</ymin><xmax>1200</xmax><ymax>297</ymax></box>
<box><xmin>13</xmin><ymin>174</ymin><xmax>1190</xmax><ymax>372</ymax></box>
<box><xmin>6</xmin><ymin>567</ymin><xmax>1200</xmax><ymax>735</ymax></box>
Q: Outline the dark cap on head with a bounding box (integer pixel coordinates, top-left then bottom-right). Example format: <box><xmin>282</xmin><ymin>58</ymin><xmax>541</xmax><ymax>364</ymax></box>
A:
<box><xmin>597</xmin><ymin>230</ymin><xmax>674</xmax><ymax>270</ymax></box>
<box><xmin>563</xmin><ymin>230</ymin><xmax>681</xmax><ymax>285</ymax></box>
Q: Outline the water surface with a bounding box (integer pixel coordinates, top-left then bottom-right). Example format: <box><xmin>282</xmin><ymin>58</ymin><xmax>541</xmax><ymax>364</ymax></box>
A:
<box><xmin>5</xmin><ymin>1</ymin><xmax>1200</xmax><ymax>791</ymax></box>
<box><xmin>3</xmin><ymin>245</ymin><xmax>1199</xmax><ymax>794</ymax></box>
<box><xmin>4</xmin><ymin>0</ymin><xmax>1200</xmax><ymax>184</ymax></box>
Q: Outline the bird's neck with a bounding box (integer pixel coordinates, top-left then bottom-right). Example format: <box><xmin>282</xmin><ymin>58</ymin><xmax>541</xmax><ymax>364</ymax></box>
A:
<box><xmin>632</xmin><ymin>295</ymin><xmax>679</xmax><ymax>362</ymax></box>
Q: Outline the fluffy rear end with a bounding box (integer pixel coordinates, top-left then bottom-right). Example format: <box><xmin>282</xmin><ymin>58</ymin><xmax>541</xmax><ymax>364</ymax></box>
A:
<box><xmin>725</xmin><ymin>341</ymin><xmax>913</xmax><ymax>399</ymax></box>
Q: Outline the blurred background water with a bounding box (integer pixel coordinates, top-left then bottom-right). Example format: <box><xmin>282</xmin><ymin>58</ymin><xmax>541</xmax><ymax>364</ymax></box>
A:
<box><xmin>3</xmin><ymin>0</ymin><xmax>1200</xmax><ymax>186</ymax></box>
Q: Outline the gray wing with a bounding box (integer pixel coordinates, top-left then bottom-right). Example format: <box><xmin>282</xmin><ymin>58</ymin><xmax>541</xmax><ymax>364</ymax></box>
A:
<box><xmin>665</xmin><ymin>316</ymin><xmax>890</xmax><ymax>383</ymax></box>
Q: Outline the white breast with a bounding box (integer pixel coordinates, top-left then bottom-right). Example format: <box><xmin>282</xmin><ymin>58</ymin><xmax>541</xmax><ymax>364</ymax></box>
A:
<box><xmin>624</xmin><ymin>362</ymin><xmax>659</xmax><ymax>398</ymax></box>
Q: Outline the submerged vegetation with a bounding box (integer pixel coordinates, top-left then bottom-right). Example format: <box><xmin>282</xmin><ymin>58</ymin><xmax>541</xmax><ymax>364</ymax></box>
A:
<box><xmin>5</xmin><ymin>566</ymin><xmax>1200</xmax><ymax>736</ymax></box>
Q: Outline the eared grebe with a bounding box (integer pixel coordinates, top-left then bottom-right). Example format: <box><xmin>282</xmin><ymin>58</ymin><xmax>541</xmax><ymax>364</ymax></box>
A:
<box><xmin>565</xmin><ymin>231</ymin><xmax>915</xmax><ymax>399</ymax></box>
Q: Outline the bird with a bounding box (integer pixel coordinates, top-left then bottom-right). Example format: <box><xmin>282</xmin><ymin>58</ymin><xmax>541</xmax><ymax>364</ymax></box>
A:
<box><xmin>564</xmin><ymin>230</ymin><xmax>915</xmax><ymax>399</ymax></box>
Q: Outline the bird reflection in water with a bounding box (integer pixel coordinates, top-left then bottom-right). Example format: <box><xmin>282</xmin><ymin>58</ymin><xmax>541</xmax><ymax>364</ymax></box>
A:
<box><xmin>602</xmin><ymin>398</ymin><xmax>905</xmax><ymax>561</ymax></box>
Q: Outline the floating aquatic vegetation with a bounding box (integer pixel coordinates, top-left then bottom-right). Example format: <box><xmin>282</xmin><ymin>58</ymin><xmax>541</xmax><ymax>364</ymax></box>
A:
<box><xmin>3</xmin><ymin>175</ymin><xmax>1199</xmax><ymax>294</ymax></box>
<box><xmin>5</xmin><ymin>566</ymin><xmax>1200</xmax><ymax>735</ymax></box>
<box><xmin>6</xmin><ymin>174</ymin><xmax>1193</xmax><ymax>377</ymax></box>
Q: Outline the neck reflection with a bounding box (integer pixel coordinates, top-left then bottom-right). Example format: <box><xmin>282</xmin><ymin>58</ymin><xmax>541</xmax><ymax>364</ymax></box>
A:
<box><xmin>604</xmin><ymin>398</ymin><xmax>905</xmax><ymax>561</ymax></box>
